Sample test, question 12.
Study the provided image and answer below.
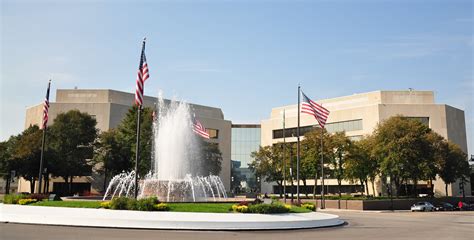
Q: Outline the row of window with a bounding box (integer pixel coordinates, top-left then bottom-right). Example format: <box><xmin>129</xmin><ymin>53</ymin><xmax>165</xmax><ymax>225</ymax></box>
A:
<box><xmin>272</xmin><ymin>119</ymin><xmax>363</xmax><ymax>139</ymax></box>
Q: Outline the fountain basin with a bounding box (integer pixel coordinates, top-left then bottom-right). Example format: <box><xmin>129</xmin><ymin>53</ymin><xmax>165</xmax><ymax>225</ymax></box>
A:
<box><xmin>0</xmin><ymin>204</ymin><xmax>344</xmax><ymax>230</ymax></box>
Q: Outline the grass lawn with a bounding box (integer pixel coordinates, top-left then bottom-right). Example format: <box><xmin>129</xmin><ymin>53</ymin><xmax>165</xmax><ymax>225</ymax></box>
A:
<box><xmin>31</xmin><ymin>200</ymin><xmax>102</xmax><ymax>208</ymax></box>
<box><xmin>28</xmin><ymin>200</ymin><xmax>312</xmax><ymax>213</ymax></box>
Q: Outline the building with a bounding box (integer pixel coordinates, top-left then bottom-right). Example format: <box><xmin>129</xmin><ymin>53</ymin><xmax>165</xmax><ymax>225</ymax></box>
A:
<box><xmin>231</xmin><ymin>124</ymin><xmax>261</xmax><ymax>193</ymax></box>
<box><xmin>260</xmin><ymin>90</ymin><xmax>471</xmax><ymax>197</ymax></box>
<box><xmin>21</xmin><ymin>89</ymin><xmax>232</xmax><ymax>194</ymax></box>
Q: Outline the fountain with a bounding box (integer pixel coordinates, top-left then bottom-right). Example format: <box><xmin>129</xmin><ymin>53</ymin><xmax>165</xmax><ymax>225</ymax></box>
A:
<box><xmin>103</xmin><ymin>95</ymin><xmax>227</xmax><ymax>202</ymax></box>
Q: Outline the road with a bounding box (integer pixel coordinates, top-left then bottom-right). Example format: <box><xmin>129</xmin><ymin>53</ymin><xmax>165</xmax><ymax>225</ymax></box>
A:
<box><xmin>1</xmin><ymin>211</ymin><xmax>473</xmax><ymax>240</ymax></box>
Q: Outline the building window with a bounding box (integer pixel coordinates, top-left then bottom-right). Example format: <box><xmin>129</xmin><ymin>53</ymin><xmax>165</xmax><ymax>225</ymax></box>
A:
<box><xmin>207</xmin><ymin>128</ymin><xmax>219</xmax><ymax>139</ymax></box>
<box><xmin>272</xmin><ymin>119</ymin><xmax>363</xmax><ymax>139</ymax></box>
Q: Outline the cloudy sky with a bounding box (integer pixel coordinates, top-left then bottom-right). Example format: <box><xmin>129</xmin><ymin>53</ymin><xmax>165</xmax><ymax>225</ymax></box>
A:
<box><xmin>1</xmin><ymin>0</ymin><xmax>473</xmax><ymax>154</ymax></box>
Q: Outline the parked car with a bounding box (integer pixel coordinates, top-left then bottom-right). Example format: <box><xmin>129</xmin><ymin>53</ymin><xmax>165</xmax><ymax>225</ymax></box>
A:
<box><xmin>434</xmin><ymin>202</ymin><xmax>454</xmax><ymax>211</ymax></box>
<box><xmin>411</xmin><ymin>202</ymin><xmax>435</xmax><ymax>212</ymax></box>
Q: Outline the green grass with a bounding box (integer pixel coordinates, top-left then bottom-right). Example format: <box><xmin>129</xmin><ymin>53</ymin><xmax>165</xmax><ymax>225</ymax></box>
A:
<box><xmin>27</xmin><ymin>200</ymin><xmax>312</xmax><ymax>213</ymax></box>
<box><xmin>167</xmin><ymin>203</ymin><xmax>234</xmax><ymax>213</ymax></box>
<box><xmin>289</xmin><ymin>206</ymin><xmax>312</xmax><ymax>213</ymax></box>
<box><xmin>31</xmin><ymin>200</ymin><xmax>102</xmax><ymax>208</ymax></box>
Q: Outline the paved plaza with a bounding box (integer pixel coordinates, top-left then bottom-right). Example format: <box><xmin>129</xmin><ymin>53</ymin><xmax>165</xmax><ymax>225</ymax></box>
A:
<box><xmin>1</xmin><ymin>210</ymin><xmax>473</xmax><ymax>240</ymax></box>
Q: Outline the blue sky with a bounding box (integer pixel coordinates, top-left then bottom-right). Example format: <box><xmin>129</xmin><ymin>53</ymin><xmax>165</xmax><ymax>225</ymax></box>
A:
<box><xmin>1</xmin><ymin>0</ymin><xmax>473</xmax><ymax>154</ymax></box>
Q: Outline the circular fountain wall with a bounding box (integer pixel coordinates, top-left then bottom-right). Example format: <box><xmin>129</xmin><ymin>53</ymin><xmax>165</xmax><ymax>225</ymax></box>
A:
<box><xmin>103</xmin><ymin>96</ymin><xmax>227</xmax><ymax>202</ymax></box>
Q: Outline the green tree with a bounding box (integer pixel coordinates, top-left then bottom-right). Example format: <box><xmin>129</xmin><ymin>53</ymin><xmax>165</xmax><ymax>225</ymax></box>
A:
<box><xmin>115</xmin><ymin>106</ymin><xmax>153</xmax><ymax>176</ymax></box>
<box><xmin>436</xmin><ymin>141</ymin><xmax>469</xmax><ymax>196</ymax></box>
<box><xmin>327</xmin><ymin>132</ymin><xmax>352</xmax><ymax>198</ymax></box>
<box><xmin>344</xmin><ymin>136</ymin><xmax>379</xmax><ymax>196</ymax></box>
<box><xmin>249</xmin><ymin>145</ymin><xmax>284</xmax><ymax>196</ymax></box>
<box><xmin>372</xmin><ymin>116</ymin><xmax>434</xmax><ymax>197</ymax></box>
<box><xmin>0</xmin><ymin>139</ymin><xmax>15</xmax><ymax>193</ymax></box>
<box><xmin>48</xmin><ymin>110</ymin><xmax>98</xmax><ymax>195</ymax></box>
<box><xmin>8</xmin><ymin>125</ymin><xmax>43</xmax><ymax>192</ymax></box>
<box><xmin>301</xmin><ymin>128</ymin><xmax>332</xmax><ymax>197</ymax></box>
<box><xmin>92</xmin><ymin>129</ymin><xmax>133</xmax><ymax>191</ymax></box>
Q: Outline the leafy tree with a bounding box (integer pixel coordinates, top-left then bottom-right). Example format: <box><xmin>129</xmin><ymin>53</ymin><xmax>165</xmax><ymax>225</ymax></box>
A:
<box><xmin>327</xmin><ymin>132</ymin><xmax>352</xmax><ymax>198</ymax></box>
<box><xmin>8</xmin><ymin>125</ymin><xmax>43</xmax><ymax>192</ymax></box>
<box><xmin>344</xmin><ymin>136</ymin><xmax>379</xmax><ymax>196</ymax></box>
<box><xmin>372</xmin><ymin>116</ymin><xmax>434</xmax><ymax>197</ymax></box>
<box><xmin>92</xmin><ymin>129</ymin><xmax>133</xmax><ymax>191</ymax></box>
<box><xmin>48</xmin><ymin>110</ymin><xmax>98</xmax><ymax>195</ymax></box>
<box><xmin>249</xmin><ymin>145</ymin><xmax>284</xmax><ymax>196</ymax></box>
<box><xmin>436</xmin><ymin>140</ymin><xmax>469</xmax><ymax>196</ymax></box>
<box><xmin>115</xmin><ymin>106</ymin><xmax>153</xmax><ymax>176</ymax></box>
<box><xmin>0</xmin><ymin>139</ymin><xmax>15</xmax><ymax>193</ymax></box>
<box><xmin>301</xmin><ymin>128</ymin><xmax>332</xmax><ymax>197</ymax></box>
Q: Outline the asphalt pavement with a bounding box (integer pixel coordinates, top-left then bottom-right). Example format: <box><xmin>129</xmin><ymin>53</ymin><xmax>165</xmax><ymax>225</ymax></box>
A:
<box><xmin>1</xmin><ymin>210</ymin><xmax>473</xmax><ymax>240</ymax></box>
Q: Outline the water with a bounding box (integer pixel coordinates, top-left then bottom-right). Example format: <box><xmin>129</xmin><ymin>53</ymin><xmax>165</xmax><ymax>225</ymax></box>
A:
<box><xmin>103</xmin><ymin>95</ymin><xmax>227</xmax><ymax>202</ymax></box>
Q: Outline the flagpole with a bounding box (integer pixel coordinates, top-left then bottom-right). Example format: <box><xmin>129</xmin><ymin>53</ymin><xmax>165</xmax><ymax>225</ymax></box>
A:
<box><xmin>320</xmin><ymin>127</ymin><xmax>325</xmax><ymax>209</ymax></box>
<box><xmin>296</xmin><ymin>85</ymin><xmax>301</xmax><ymax>202</ymax></box>
<box><xmin>134</xmin><ymin>38</ymin><xmax>147</xmax><ymax>199</ymax></box>
<box><xmin>282</xmin><ymin>109</ymin><xmax>286</xmax><ymax>203</ymax></box>
<box><xmin>134</xmin><ymin>106</ymin><xmax>141</xmax><ymax>199</ymax></box>
<box><xmin>37</xmin><ymin>80</ymin><xmax>51</xmax><ymax>194</ymax></box>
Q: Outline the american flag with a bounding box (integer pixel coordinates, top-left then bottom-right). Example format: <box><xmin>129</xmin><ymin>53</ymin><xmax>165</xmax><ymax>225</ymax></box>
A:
<box><xmin>42</xmin><ymin>80</ymin><xmax>51</xmax><ymax>129</ymax></box>
<box><xmin>193</xmin><ymin>116</ymin><xmax>210</xmax><ymax>139</ymax></box>
<box><xmin>301</xmin><ymin>91</ymin><xmax>330</xmax><ymax>128</ymax></box>
<box><xmin>135</xmin><ymin>38</ymin><xmax>150</xmax><ymax>107</ymax></box>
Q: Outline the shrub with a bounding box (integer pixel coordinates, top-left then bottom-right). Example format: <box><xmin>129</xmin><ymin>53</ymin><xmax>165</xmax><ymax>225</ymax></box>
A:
<box><xmin>238</xmin><ymin>201</ymin><xmax>249</xmax><ymax>206</ymax></box>
<box><xmin>253</xmin><ymin>198</ymin><xmax>263</xmax><ymax>205</ymax></box>
<box><xmin>110</xmin><ymin>197</ymin><xmax>130</xmax><ymax>210</ymax></box>
<box><xmin>231</xmin><ymin>204</ymin><xmax>250</xmax><ymax>213</ymax></box>
<box><xmin>154</xmin><ymin>203</ymin><xmax>170</xmax><ymax>211</ymax></box>
<box><xmin>248</xmin><ymin>203</ymin><xmax>290</xmax><ymax>214</ymax></box>
<box><xmin>3</xmin><ymin>194</ymin><xmax>28</xmax><ymax>204</ymax></box>
<box><xmin>100</xmin><ymin>201</ymin><xmax>111</xmax><ymax>209</ymax></box>
<box><xmin>18</xmin><ymin>198</ymin><xmax>38</xmax><ymax>205</ymax></box>
<box><xmin>132</xmin><ymin>197</ymin><xmax>159</xmax><ymax>211</ymax></box>
<box><xmin>301</xmin><ymin>203</ymin><xmax>316</xmax><ymax>211</ymax></box>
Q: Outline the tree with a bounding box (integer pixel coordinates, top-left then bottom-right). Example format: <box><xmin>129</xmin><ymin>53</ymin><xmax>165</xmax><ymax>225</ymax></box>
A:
<box><xmin>436</xmin><ymin>141</ymin><xmax>468</xmax><ymax>196</ymax></box>
<box><xmin>372</xmin><ymin>116</ymin><xmax>433</xmax><ymax>197</ymax></box>
<box><xmin>48</xmin><ymin>110</ymin><xmax>98</xmax><ymax>195</ymax></box>
<box><xmin>301</xmin><ymin>128</ymin><xmax>332</xmax><ymax>197</ymax></box>
<box><xmin>344</xmin><ymin>136</ymin><xmax>378</xmax><ymax>196</ymax></box>
<box><xmin>0</xmin><ymin>139</ymin><xmax>15</xmax><ymax>193</ymax></box>
<box><xmin>92</xmin><ymin>129</ymin><xmax>133</xmax><ymax>191</ymax></box>
<box><xmin>327</xmin><ymin>132</ymin><xmax>352</xmax><ymax>198</ymax></box>
<box><xmin>249</xmin><ymin>145</ymin><xmax>284</xmax><ymax>196</ymax></box>
<box><xmin>9</xmin><ymin>125</ymin><xmax>43</xmax><ymax>193</ymax></box>
<box><xmin>115</xmin><ymin>106</ymin><xmax>153</xmax><ymax>176</ymax></box>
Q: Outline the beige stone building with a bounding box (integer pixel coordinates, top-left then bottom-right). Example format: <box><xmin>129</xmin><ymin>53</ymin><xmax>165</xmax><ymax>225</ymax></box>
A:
<box><xmin>20</xmin><ymin>89</ymin><xmax>232</xmax><ymax>194</ymax></box>
<box><xmin>260</xmin><ymin>90</ymin><xmax>471</xmax><ymax>197</ymax></box>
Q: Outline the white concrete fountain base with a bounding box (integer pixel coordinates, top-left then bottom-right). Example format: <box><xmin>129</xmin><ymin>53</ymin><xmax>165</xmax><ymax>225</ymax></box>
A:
<box><xmin>0</xmin><ymin>204</ymin><xmax>344</xmax><ymax>230</ymax></box>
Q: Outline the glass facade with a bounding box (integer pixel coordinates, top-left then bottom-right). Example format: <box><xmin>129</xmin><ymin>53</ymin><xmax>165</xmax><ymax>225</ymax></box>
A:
<box><xmin>272</xmin><ymin>119</ymin><xmax>363</xmax><ymax>139</ymax></box>
<box><xmin>231</xmin><ymin>124</ymin><xmax>261</xmax><ymax>193</ymax></box>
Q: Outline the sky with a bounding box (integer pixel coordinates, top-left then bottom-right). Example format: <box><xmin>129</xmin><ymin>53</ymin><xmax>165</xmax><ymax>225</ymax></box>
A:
<box><xmin>1</xmin><ymin>0</ymin><xmax>473</xmax><ymax>155</ymax></box>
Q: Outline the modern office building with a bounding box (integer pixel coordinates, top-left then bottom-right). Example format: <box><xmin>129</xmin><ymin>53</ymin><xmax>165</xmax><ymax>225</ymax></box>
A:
<box><xmin>260</xmin><ymin>90</ymin><xmax>471</xmax><ymax>197</ymax></box>
<box><xmin>230</xmin><ymin>124</ymin><xmax>261</xmax><ymax>193</ymax></box>
<box><xmin>20</xmin><ymin>89</ymin><xmax>232</xmax><ymax>194</ymax></box>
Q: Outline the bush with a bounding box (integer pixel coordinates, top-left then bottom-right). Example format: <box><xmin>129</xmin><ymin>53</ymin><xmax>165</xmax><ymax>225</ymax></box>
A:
<box><xmin>253</xmin><ymin>198</ymin><xmax>263</xmax><ymax>205</ymax></box>
<box><xmin>110</xmin><ymin>197</ymin><xmax>160</xmax><ymax>211</ymax></box>
<box><xmin>231</xmin><ymin>204</ymin><xmax>250</xmax><ymax>213</ymax></box>
<box><xmin>100</xmin><ymin>201</ymin><xmax>111</xmax><ymax>209</ymax></box>
<box><xmin>301</xmin><ymin>203</ymin><xmax>316</xmax><ymax>211</ymax></box>
<box><xmin>3</xmin><ymin>194</ymin><xmax>28</xmax><ymax>204</ymax></box>
<box><xmin>18</xmin><ymin>198</ymin><xmax>38</xmax><ymax>205</ymax></box>
<box><xmin>110</xmin><ymin>197</ymin><xmax>130</xmax><ymax>210</ymax></box>
<box><xmin>132</xmin><ymin>197</ymin><xmax>159</xmax><ymax>211</ymax></box>
<box><xmin>154</xmin><ymin>203</ymin><xmax>170</xmax><ymax>211</ymax></box>
<box><xmin>248</xmin><ymin>203</ymin><xmax>290</xmax><ymax>214</ymax></box>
